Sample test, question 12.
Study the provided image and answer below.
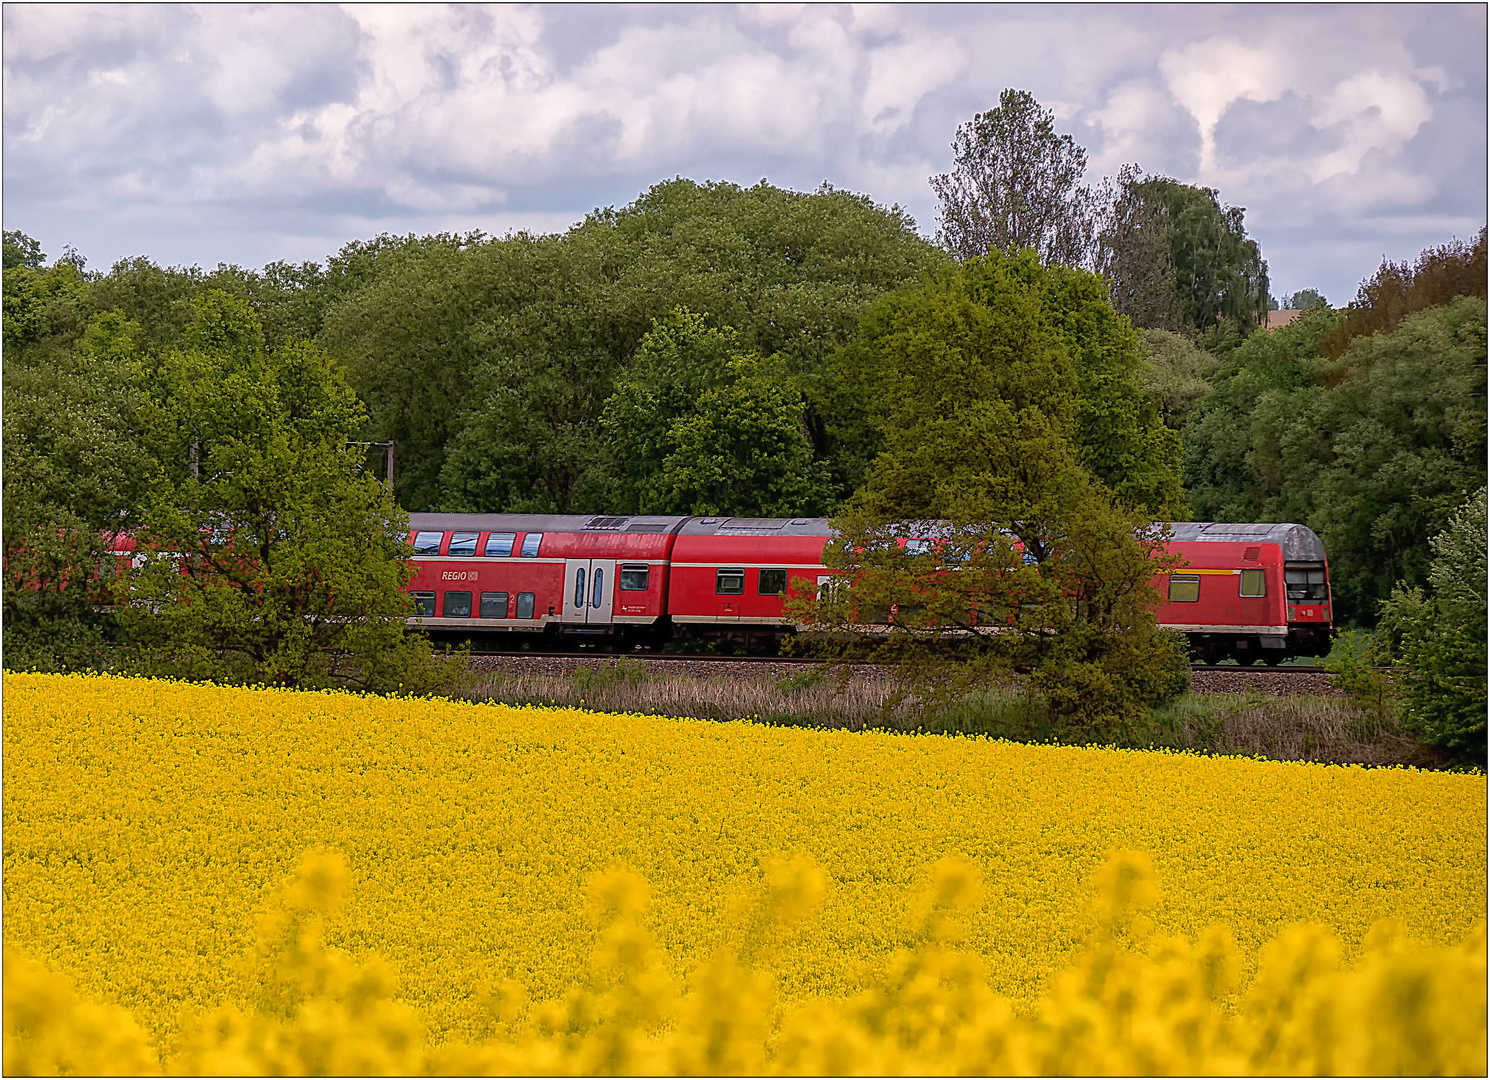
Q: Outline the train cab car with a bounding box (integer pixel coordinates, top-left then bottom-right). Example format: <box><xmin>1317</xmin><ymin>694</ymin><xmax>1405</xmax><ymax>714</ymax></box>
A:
<box><xmin>666</xmin><ymin>517</ymin><xmax>834</xmax><ymax>648</ymax></box>
<box><xmin>404</xmin><ymin>513</ymin><xmax>687</xmax><ymax>642</ymax></box>
<box><xmin>1161</xmin><ymin>522</ymin><xmax>1332</xmax><ymax>664</ymax></box>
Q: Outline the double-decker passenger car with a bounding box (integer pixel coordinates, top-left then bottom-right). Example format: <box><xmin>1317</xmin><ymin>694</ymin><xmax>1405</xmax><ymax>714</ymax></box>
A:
<box><xmin>1165</xmin><ymin>522</ymin><xmax>1331</xmax><ymax>664</ymax></box>
<box><xmin>404</xmin><ymin>514</ymin><xmax>1332</xmax><ymax>663</ymax></box>
<box><xmin>402</xmin><ymin>513</ymin><xmax>687</xmax><ymax>638</ymax></box>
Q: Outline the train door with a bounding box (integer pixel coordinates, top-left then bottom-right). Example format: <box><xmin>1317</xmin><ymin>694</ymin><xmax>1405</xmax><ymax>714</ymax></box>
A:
<box><xmin>564</xmin><ymin>559</ymin><xmax>589</xmax><ymax>623</ymax></box>
<box><xmin>587</xmin><ymin>559</ymin><xmax>615</xmax><ymax>624</ymax></box>
<box><xmin>564</xmin><ymin>558</ymin><xmax>617</xmax><ymax>624</ymax></box>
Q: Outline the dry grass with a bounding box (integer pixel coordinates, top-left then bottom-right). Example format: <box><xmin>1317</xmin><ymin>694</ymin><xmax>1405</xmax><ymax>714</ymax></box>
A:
<box><xmin>470</xmin><ymin>661</ymin><xmax>913</xmax><ymax>729</ymax></box>
<box><xmin>466</xmin><ymin>660</ymin><xmax>1430</xmax><ymax>767</ymax></box>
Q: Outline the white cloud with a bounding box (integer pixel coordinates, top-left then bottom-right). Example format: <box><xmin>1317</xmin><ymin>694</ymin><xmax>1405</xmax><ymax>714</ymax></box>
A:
<box><xmin>1158</xmin><ymin>37</ymin><xmax>1289</xmax><ymax>176</ymax></box>
<box><xmin>1308</xmin><ymin>71</ymin><xmax>1432</xmax><ymax>183</ymax></box>
<box><xmin>1</xmin><ymin>3</ymin><xmax>1481</xmax><ymax>303</ymax></box>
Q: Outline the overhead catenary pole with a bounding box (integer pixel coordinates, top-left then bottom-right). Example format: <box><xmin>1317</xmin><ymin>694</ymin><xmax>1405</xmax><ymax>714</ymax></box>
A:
<box><xmin>350</xmin><ymin>440</ymin><xmax>395</xmax><ymax>497</ymax></box>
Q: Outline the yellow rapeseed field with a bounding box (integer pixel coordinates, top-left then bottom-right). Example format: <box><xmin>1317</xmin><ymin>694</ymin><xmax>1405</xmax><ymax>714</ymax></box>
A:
<box><xmin>4</xmin><ymin>672</ymin><xmax>1485</xmax><ymax>1075</ymax></box>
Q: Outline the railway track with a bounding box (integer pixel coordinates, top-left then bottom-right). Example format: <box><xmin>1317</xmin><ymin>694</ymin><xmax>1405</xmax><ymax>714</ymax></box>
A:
<box><xmin>468</xmin><ymin>649</ymin><xmax>823</xmax><ymax>664</ymax></box>
<box><xmin>467</xmin><ymin>649</ymin><xmax>1329</xmax><ymax>674</ymax></box>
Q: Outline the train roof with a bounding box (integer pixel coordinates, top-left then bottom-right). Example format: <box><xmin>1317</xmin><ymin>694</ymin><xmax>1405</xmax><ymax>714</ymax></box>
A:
<box><xmin>677</xmin><ymin>516</ymin><xmax>834</xmax><ymax>537</ymax></box>
<box><xmin>405</xmin><ymin>513</ymin><xmax>689</xmax><ymax>535</ymax></box>
<box><xmin>1166</xmin><ymin>522</ymin><xmax>1326</xmax><ymax>561</ymax></box>
<box><xmin>404</xmin><ymin>513</ymin><xmax>1325</xmax><ymax>559</ymax></box>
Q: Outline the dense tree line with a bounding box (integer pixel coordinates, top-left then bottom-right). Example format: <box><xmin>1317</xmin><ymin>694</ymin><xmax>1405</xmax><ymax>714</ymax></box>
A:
<box><xmin>4</xmin><ymin>88</ymin><xmax>1484</xmax><ymax>749</ymax></box>
<box><xmin>1184</xmin><ymin>231</ymin><xmax>1487</xmax><ymax>626</ymax></box>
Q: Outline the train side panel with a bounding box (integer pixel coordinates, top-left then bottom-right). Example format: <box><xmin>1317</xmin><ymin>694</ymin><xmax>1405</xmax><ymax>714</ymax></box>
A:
<box><xmin>666</xmin><ymin>519</ymin><xmax>833</xmax><ymax>642</ymax></box>
<box><xmin>404</xmin><ymin>514</ymin><xmax>686</xmax><ymax>636</ymax></box>
<box><xmin>396</xmin><ymin>515</ymin><xmax>1332</xmax><ymax>660</ymax></box>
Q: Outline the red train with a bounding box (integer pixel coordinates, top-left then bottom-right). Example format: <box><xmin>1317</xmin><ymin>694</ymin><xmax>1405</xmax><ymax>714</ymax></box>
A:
<box><xmin>403</xmin><ymin>514</ymin><xmax>1332</xmax><ymax>665</ymax></box>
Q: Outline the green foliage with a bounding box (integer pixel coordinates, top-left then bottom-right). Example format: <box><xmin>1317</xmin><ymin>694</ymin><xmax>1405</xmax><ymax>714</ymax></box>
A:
<box><xmin>1136</xmin><ymin>328</ymin><xmax>1219</xmax><ymax>431</ymax></box>
<box><xmin>1281</xmin><ymin>289</ymin><xmax>1328</xmax><ymax>310</ymax></box>
<box><xmin>318</xmin><ymin>233</ymin><xmax>500</xmax><ymax>511</ymax></box>
<box><xmin>795</xmin><ymin>509</ymin><xmax>1188</xmax><ymax>739</ymax></box>
<box><xmin>3</xmin><ymin>230</ymin><xmax>45</xmax><ymax>270</ymax></box>
<box><xmin>656</xmin><ymin>359</ymin><xmax>832</xmax><ymax>517</ymax></box>
<box><xmin>3</xmin><ymin>258</ymin><xmax>89</xmax><ymax>351</ymax></box>
<box><xmin>1375</xmin><ymin>488</ymin><xmax>1488</xmax><ymax>763</ymax></box>
<box><xmin>598</xmin><ymin>309</ymin><xmax>830</xmax><ymax>516</ymax></box>
<box><xmin>599</xmin><ymin>308</ymin><xmax>745</xmax><ymax>512</ymax></box>
<box><xmin>833</xmin><ymin>250</ymin><xmax>1184</xmax><ymax>518</ymax></box>
<box><xmin>1321</xmin><ymin>630</ymin><xmax>1396</xmax><ymax>725</ymax></box>
<box><xmin>1099</xmin><ymin>167</ymin><xmax>1270</xmax><ymax>334</ymax></box>
<box><xmin>930</xmin><ymin>88</ymin><xmax>1100</xmax><ymax>267</ymax></box>
<box><xmin>1185</xmin><ymin>298</ymin><xmax>1486</xmax><ymax>624</ymax></box>
<box><xmin>3</xmin><ymin>310</ymin><xmax>147</xmax><ymax>670</ymax></box>
<box><xmin>330</xmin><ymin>179</ymin><xmax>946</xmax><ymax>512</ymax></box>
<box><xmin>793</xmin><ymin>251</ymin><xmax>1188</xmax><ymax>736</ymax></box>
<box><xmin>117</xmin><ymin>292</ymin><xmax>458</xmax><ymax>692</ymax></box>
<box><xmin>1320</xmin><ymin>228</ymin><xmax>1486</xmax><ymax>360</ymax></box>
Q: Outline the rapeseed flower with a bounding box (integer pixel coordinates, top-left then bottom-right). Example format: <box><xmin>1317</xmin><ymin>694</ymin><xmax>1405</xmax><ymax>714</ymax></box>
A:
<box><xmin>3</xmin><ymin>673</ymin><xmax>1484</xmax><ymax>1074</ymax></box>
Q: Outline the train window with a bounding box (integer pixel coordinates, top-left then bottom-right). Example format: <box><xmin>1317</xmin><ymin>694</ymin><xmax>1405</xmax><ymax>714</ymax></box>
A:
<box><xmin>619</xmin><ymin>565</ymin><xmax>649</xmax><ymax>591</ymax></box>
<box><xmin>1285</xmin><ymin>563</ymin><xmax>1328</xmax><ymax>601</ymax></box>
<box><xmin>520</xmin><ymin>533</ymin><xmax>543</xmax><ymax>558</ymax></box>
<box><xmin>1239</xmin><ymin>569</ymin><xmax>1266</xmax><ymax>597</ymax></box>
<box><xmin>1168</xmin><ymin>575</ymin><xmax>1200</xmax><ymax>603</ymax></box>
<box><xmin>591</xmin><ymin>567</ymin><xmax>604</xmax><ymax>608</ymax></box>
<box><xmin>573</xmin><ymin>566</ymin><xmax>586</xmax><ymax>610</ymax></box>
<box><xmin>758</xmin><ymin>568</ymin><xmax>788</xmax><ymax>596</ymax></box>
<box><xmin>448</xmin><ymin>532</ymin><xmax>479</xmax><ymax>557</ymax></box>
<box><xmin>443</xmin><ymin>591</ymin><xmax>472</xmax><ymax>618</ymax></box>
<box><xmin>904</xmin><ymin>539</ymin><xmax>932</xmax><ymax>556</ymax></box>
<box><xmin>411</xmin><ymin>591</ymin><xmax>436</xmax><ymax>617</ymax></box>
<box><xmin>485</xmin><ymin>532</ymin><xmax>516</xmax><ymax>557</ymax></box>
<box><xmin>412</xmin><ymin>531</ymin><xmax>444</xmax><ymax>556</ymax></box>
<box><xmin>480</xmin><ymin>591</ymin><xmax>509</xmax><ymax>618</ymax></box>
<box><xmin>716</xmin><ymin>568</ymin><xmax>745</xmax><ymax>595</ymax></box>
<box><xmin>515</xmin><ymin>592</ymin><xmax>535</xmax><ymax>619</ymax></box>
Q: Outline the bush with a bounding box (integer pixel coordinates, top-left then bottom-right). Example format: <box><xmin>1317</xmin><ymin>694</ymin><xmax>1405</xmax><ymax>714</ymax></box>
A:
<box><xmin>1373</xmin><ymin>488</ymin><xmax>1487</xmax><ymax>765</ymax></box>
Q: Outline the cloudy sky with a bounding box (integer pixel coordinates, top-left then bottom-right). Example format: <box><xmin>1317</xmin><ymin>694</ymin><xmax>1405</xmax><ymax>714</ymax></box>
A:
<box><xmin>4</xmin><ymin>3</ymin><xmax>1484</xmax><ymax>302</ymax></box>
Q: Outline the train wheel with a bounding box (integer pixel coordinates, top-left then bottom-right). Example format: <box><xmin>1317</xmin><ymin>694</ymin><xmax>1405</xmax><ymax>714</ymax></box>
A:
<box><xmin>1236</xmin><ymin>654</ymin><xmax>1258</xmax><ymax>666</ymax></box>
<box><xmin>1263</xmin><ymin>654</ymin><xmax>1284</xmax><ymax>667</ymax></box>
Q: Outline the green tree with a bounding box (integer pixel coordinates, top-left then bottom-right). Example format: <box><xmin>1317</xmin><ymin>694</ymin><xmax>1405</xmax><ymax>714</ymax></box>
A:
<box><xmin>597</xmin><ymin>309</ymin><xmax>746</xmax><ymax>512</ymax></box>
<box><xmin>325</xmin><ymin>180</ymin><xmax>946</xmax><ymax>513</ymax></box>
<box><xmin>1319</xmin><ymin>228</ymin><xmax>1486</xmax><ymax>360</ymax></box>
<box><xmin>3</xmin><ymin>230</ymin><xmax>45</xmax><ymax>270</ymax></box>
<box><xmin>593</xmin><ymin>308</ymin><xmax>831</xmax><ymax>517</ymax></box>
<box><xmin>1184</xmin><ymin>298</ymin><xmax>1486</xmax><ymax>624</ymax></box>
<box><xmin>930</xmin><ymin>89</ymin><xmax>1101</xmax><ymax>267</ymax></box>
<box><xmin>1099</xmin><ymin>167</ymin><xmax>1270</xmax><ymax>335</ymax></box>
<box><xmin>2</xmin><ymin>311</ymin><xmax>147</xmax><ymax>669</ymax></box>
<box><xmin>1281</xmin><ymin>288</ymin><xmax>1328</xmax><ymax>310</ymax></box>
<box><xmin>1136</xmin><ymin>328</ymin><xmax>1220</xmax><ymax>431</ymax></box>
<box><xmin>118</xmin><ymin>292</ymin><xmax>454</xmax><ymax>691</ymax></box>
<box><xmin>3</xmin><ymin>254</ymin><xmax>89</xmax><ymax>352</ymax></box>
<box><xmin>831</xmin><ymin>250</ymin><xmax>1184</xmax><ymax>517</ymax></box>
<box><xmin>1375</xmin><ymin>487</ymin><xmax>1487</xmax><ymax>764</ymax></box>
<box><xmin>793</xmin><ymin>250</ymin><xmax>1189</xmax><ymax>736</ymax></box>
<box><xmin>654</xmin><ymin>358</ymin><xmax>831</xmax><ymax>518</ymax></box>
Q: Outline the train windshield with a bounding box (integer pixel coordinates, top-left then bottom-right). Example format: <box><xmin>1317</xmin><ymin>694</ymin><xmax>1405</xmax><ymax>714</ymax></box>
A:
<box><xmin>1285</xmin><ymin>562</ymin><xmax>1328</xmax><ymax>601</ymax></box>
